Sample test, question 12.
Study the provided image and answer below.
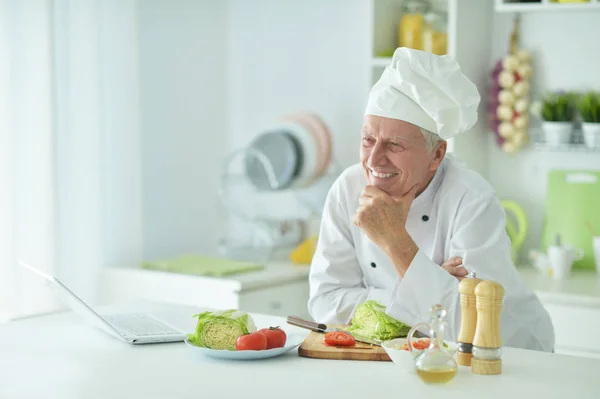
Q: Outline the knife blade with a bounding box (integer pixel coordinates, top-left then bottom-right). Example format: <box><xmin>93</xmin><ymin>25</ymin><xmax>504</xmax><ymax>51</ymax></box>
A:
<box><xmin>286</xmin><ymin>316</ymin><xmax>383</xmax><ymax>346</ymax></box>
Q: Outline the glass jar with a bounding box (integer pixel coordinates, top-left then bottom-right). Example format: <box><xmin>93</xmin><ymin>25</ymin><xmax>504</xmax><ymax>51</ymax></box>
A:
<box><xmin>408</xmin><ymin>304</ymin><xmax>458</xmax><ymax>384</ymax></box>
<box><xmin>398</xmin><ymin>1</ymin><xmax>429</xmax><ymax>51</ymax></box>
<box><xmin>423</xmin><ymin>4</ymin><xmax>448</xmax><ymax>55</ymax></box>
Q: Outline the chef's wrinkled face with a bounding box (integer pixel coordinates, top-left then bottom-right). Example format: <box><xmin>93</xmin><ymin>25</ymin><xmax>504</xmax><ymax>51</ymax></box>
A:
<box><xmin>360</xmin><ymin>115</ymin><xmax>446</xmax><ymax>198</ymax></box>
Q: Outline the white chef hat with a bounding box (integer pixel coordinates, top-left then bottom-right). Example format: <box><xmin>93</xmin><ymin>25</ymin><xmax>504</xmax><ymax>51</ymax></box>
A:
<box><xmin>365</xmin><ymin>48</ymin><xmax>481</xmax><ymax>140</ymax></box>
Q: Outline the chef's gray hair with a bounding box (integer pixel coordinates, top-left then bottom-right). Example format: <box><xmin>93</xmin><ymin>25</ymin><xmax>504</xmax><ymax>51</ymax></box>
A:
<box><xmin>420</xmin><ymin>128</ymin><xmax>444</xmax><ymax>152</ymax></box>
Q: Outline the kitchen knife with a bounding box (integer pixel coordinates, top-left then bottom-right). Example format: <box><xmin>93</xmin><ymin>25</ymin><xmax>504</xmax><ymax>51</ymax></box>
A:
<box><xmin>286</xmin><ymin>316</ymin><xmax>383</xmax><ymax>346</ymax></box>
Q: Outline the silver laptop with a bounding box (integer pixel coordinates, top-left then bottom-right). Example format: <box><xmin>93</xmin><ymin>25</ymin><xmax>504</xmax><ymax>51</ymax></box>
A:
<box><xmin>19</xmin><ymin>261</ymin><xmax>187</xmax><ymax>344</ymax></box>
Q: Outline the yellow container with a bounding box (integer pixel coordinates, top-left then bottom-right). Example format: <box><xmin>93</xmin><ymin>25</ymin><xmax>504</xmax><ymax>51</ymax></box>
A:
<box><xmin>422</xmin><ymin>9</ymin><xmax>448</xmax><ymax>55</ymax></box>
<box><xmin>423</xmin><ymin>26</ymin><xmax>447</xmax><ymax>55</ymax></box>
<box><xmin>289</xmin><ymin>235</ymin><xmax>318</xmax><ymax>265</ymax></box>
<box><xmin>399</xmin><ymin>13</ymin><xmax>424</xmax><ymax>50</ymax></box>
<box><xmin>398</xmin><ymin>1</ymin><xmax>428</xmax><ymax>50</ymax></box>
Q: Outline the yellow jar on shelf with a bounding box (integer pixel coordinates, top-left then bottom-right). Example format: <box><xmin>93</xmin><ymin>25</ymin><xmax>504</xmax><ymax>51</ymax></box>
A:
<box><xmin>398</xmin><ymin>1</ymin><xmax>428</xmax><ymax>50</ymax></box>
<box><xmin>423</xmin><ymin>9</ymin><xmax>447</xmax><ymax>55</ymax></box>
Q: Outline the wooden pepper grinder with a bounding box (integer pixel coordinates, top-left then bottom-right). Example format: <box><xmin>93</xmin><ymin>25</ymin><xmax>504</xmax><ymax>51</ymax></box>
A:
<box><xmin>471</xmin><ymin>280</ymin><xmax>505</xmax><ymax>375</ymax></box>
<box><xmin>456</xmin><ymin>272</ymin><xmax>482</xmax><ymax>367</ymax></box>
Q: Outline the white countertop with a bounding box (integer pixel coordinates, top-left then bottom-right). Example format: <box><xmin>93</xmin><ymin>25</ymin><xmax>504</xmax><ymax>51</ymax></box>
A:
<box><xmin>2</xmin><ymin>301</ymin><xmax>600</xmax><ymax>399</ymax></box>
<box><xmin>104</xmin><ymin>260</ymin><xmax>311</xmax><ymax>293</ymax></box>
<box><xmin>517</xmin><ymin>266</ymin><xmax>600</xmax><ymax>307</ymax></box>
<box><xmin>105</xmin><ymin>261</ymin><xmax>600</xmax><ymax>307</ymax></box>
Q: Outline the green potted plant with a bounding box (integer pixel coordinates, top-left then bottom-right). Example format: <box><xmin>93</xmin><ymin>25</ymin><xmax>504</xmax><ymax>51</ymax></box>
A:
<box><xmin>537</xmin><ymin>91</ymin><xmax>577</xmax><ymax>146</ymax></box>
<box><xmin>577</xmin><ymin>91</ymin><xmax>600</xmax><ymax>148</ymax></box>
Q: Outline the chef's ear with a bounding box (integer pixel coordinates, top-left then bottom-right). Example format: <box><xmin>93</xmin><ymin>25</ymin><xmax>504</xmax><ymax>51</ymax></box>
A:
<box><xmin>428</xmin><ymin>140</ymin><xmax>447</xmax><ymax>172</ymax></box>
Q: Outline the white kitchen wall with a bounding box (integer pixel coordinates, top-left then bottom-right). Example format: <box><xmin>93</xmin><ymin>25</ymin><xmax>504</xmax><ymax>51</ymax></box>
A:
<box><xmin>486</xmin><ymin>11</ymin><xmax>600</xmax><ymax>263</ymax></box>
<box><xmin>101</xmin><ymin>1</ymin><xmax>143</xmax><ymax>270</ymax></box>
<box><xmin>135</xmin><ymin>2</ymin><xmax>600</xmax><ymax>266</ymax></box>
<box><xmin>221</xmin><ymin>0</ymin><xmax>374</xmax><ymax>248</ymax></box>
<box><xmin>138</xmin><ymin>0</ymin><xmax>229</xmax><ymax>260</ymax></box>
<box><xmin>227</xmin><ymin>0</ymin><xmax>371</xmax><ymax>168</ymax></box>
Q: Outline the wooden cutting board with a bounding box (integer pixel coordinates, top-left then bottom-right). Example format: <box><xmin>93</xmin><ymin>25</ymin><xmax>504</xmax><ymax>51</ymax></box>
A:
<box><xmin>297</xmin><ymin>325</ymin><xmax>391</xmax><ymax>361</ymax></box>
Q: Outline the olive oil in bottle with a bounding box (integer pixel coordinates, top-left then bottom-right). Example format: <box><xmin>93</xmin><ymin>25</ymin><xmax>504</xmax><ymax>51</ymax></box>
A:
<box><xmin>416</xmin><ymin>366</ymin><xmax>458</xmax><ymax>384</ymax></box>
<box><xmin>408</xmin><ymin>304</ymin><xmax>458</xmax><ymax>384</ymax></box>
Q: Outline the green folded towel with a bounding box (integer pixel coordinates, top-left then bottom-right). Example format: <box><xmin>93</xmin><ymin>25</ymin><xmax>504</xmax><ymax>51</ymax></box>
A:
<box><xmin>141</xmin><ymin>254</ymin><xmax>264</xmax><ymax>277</ymax></box>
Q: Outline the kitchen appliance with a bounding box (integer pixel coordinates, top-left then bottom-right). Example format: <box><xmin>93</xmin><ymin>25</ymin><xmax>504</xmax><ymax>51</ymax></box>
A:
<box><xmin>501</xmin><ymin>200</ymin><xmax>528</xmax><ymax>264</ymax></box>
<box><xmin>542</xmin><ymin>170</ymin><xmax>600</xmax><ymax>271</ymax></box>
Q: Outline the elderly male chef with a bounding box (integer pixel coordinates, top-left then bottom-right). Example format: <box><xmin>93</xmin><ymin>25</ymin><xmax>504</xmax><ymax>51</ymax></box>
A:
<box><xmin>308</xmin><ymin>48</ymin><xmax>554</xmax><ymax>352</ymax></box>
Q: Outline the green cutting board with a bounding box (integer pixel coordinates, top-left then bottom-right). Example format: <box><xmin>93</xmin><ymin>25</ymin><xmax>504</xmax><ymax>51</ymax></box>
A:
<box><xmin>542</xmin><ymin>170</ymin><xmax>600</xmax><ymax>270</ymax></box>
<box><xmin>142</xmin><ymin>254</ymin><xmax>264</xmax><ymax>277</ymax></box>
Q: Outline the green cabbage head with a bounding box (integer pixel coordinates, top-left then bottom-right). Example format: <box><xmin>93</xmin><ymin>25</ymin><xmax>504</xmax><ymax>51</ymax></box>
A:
<box><xmin>347</xmin><ymin>300</ymin><xmax>411</xmax><ymax>341</ymax></box>
<box><xmin>188</xmin><ymin>309</ymin><xmax>257</xmax><ymax>350</ymax></box>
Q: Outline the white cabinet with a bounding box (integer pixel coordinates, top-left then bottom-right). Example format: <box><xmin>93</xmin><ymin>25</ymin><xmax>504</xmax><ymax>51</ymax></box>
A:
<box><xmin>518</xmin><ymin>267</ymin><xmax>600</xmax><ymax>359</ymax></box>
<box><xmin>543</xmin><ymin>302</ymin><xmax>600</xmax><ymax>359</ymax></box>
<box><xmin>99</xmin><ymin>262</ymin><xmax>311</xmax><ymax>321</ymax></box>
<box><xmin>238</xmin><ymin>281</ymin><xmax>310</xmax><ymax>319</ymax></box>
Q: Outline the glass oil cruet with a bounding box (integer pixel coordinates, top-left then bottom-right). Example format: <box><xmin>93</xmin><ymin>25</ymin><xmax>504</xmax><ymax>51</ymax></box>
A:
<box><xmin>407</xmin><ymin>304</ymin><xmax>458</xmax><ymax>384</ymax></box>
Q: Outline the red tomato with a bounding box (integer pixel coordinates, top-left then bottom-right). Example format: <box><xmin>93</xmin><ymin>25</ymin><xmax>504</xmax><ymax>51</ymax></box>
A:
<box><xmin>323</xmin><ymin>331</ymin><xmax>355</xmax><ymax>347</ymax></box>
<box><xmin>235</xmin><ymin>332</ymin><xmax>268</xmax><ymax>351</ymax></box>
<box><xmin>258</xmin><ymin>327</ymin><xmax>287</xmax><ymax>349</ymax></box>
<box><xmin>412</xmin><ymin>339</ymin><xmax>430</xmax><ymax>350</ymax></box>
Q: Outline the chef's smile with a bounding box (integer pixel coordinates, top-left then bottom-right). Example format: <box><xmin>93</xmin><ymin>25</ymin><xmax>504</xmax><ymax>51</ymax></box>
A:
<box><xmin>367</xmin><ymin>168</ymin><xmax>400</xmax><ymax>188</ymax></box>
<box><xmin>369</xmin><ymin>169</ymin><xmax>398</xmax><ymax>179</ymax></box>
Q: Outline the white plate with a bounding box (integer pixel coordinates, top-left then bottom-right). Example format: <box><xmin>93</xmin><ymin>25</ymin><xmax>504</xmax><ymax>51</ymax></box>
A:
<box><xmin>185</xmin><ymin>334</ymin><xmax>304</xmax><ymax>360</ymax></box>
<box><xmin>265</xmin><ymin>122</ymin><xmax>319</xmax><ymax>189</ymax></box>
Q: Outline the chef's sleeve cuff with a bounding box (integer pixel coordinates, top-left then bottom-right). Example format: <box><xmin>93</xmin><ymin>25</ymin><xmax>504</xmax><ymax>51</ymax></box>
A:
<box><xmin>386</xmin><ymin>250</ymin><xmax>459</xmax><ymax>329</ymax></box>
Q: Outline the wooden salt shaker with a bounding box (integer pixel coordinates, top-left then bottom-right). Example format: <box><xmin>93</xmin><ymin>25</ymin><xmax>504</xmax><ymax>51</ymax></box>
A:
<box><xmin>456</xmin><ymin>272</ymin><xmax>482</xmax><ymax>367</ymax></box>
<box><xmin>471</xmin><ymin>280</ymin><xmax>505</xmax><ymax>375</ymax></box>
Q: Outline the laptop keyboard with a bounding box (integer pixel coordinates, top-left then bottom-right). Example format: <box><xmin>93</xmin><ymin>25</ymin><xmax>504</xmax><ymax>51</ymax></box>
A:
<box><xmin>104</xmin><ymin>314</ymin><xmax>183</xmax><ymax>337</ymax></box>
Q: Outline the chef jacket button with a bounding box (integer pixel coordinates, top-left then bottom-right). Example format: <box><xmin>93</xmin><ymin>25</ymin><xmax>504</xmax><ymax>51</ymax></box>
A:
<box><xmin>422</xmin><ymin>215</ymin><xmax>429</xmax><ymax>222</ymax></box>
<box><xmin>370</xmin><ymin>262</ymin><xmax>377</xmax><ymax>268</ymax></box>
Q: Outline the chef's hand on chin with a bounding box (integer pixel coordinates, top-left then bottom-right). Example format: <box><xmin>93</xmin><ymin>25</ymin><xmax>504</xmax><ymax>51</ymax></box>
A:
<box><xmin>352</xmin><ymin>184</ymin><xmax>419</xmax><ymax>255</ymax></box>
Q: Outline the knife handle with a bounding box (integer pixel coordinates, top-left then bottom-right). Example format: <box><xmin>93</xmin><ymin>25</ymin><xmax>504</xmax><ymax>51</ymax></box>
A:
<box><xmin>287</xmin><ymin>316</ymin><xmax>327</xmax><ymax>332</ymax></box>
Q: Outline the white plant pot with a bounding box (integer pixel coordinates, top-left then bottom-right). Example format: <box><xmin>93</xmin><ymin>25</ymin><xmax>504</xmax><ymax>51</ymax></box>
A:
<box><xmin>582</xmin><ymin>122</ymin><xmax>600</xmax><ymax>148</ymax></box>
<box><xmin>542</xmin><ymin>122</ymin><xmax>573</xmax><ymax>146</ymax></box>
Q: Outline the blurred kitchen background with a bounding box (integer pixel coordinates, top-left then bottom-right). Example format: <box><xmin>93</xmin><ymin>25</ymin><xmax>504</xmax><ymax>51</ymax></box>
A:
<box><xmin>2</xmin><ymin>0</ymin><xmax>600</xmax><ymax>358</ymax></box>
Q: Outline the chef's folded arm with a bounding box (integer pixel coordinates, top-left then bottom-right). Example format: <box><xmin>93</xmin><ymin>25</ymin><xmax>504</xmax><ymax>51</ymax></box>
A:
<box><xmin>386</xmin><ymin>192</ymin><xmax>514</xmax><ymax>341</ymax></box>
<box><xmin>307</xmin><ymin>180</ymin><xmax>392</xmax><ymax>324</ymax></box>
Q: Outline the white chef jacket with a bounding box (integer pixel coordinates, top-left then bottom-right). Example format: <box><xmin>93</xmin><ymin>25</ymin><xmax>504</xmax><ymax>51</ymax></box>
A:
<box><xmin>308</xmin><ymin>154</ymin><xmax>555</xmax><ymax>352</ymax></box>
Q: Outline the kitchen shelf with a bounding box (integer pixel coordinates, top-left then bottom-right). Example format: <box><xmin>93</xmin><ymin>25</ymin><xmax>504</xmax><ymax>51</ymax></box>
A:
<box><xmin>532</xmin><ymin>142</ymin><xmax>600</xmax><ymax>152</ymax></box>
<box><xmin>495</xmin><ymin>0</ymin><xmax>600</xmax><ymax>13</ymax></box>
<box><xmin>529</xmin><ymin>129</ymin><xmax>600</xmax><ymax>152</ymax></box>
